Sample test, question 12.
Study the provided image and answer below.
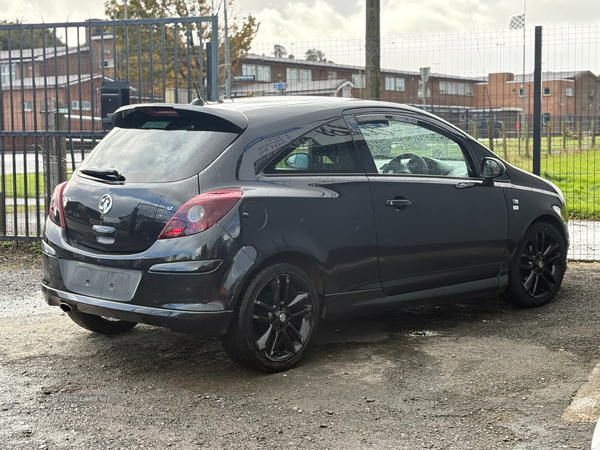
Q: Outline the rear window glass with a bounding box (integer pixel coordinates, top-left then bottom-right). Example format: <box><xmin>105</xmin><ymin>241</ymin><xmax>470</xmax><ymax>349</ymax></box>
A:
<box><xmin>78</xmin><ymin>127</ymin><xmax>237</xmax><ymax>183</ymax></box>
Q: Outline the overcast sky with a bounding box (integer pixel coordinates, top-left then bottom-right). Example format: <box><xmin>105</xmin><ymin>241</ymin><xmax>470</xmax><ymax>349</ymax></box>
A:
<box><xmin>2</xmin><ymin>0</ymin><xmax>599</xmax><ymax>41</ymax></box>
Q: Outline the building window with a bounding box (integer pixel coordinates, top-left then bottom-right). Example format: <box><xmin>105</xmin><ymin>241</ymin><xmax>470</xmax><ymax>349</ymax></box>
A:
<box><xmin>543</xmin><ymin>86</ymin><xmax>551</xmax><ymax>96</ymax></box>
<box><xmin>447</xmin><ymin>82</ymin><xmax>457</xmax><ymax>95</ymax></box>
<box><xmin>439</xmin><ymin>81</ymin><xmax>446</xmax><ymax>94</ymax></box>
<box><xmin>286</xmin><ymin>68</ymin><xmax>311</xmax><ymax>83</ymax></box>
<box><xmin>299</xmin><ymin>69</ymin><xmax>311</xmax><ymax>82</ymax></box>
<box><xmin>519</xmin><ymin>87</ymin><xmax>525</xmax><ymax>97</ymax></box>
<box><xmin>99</xmin><ymin>59</ymin><xmax>114</xmax><ymax>69</ymax></box>
<box><xmin>458</xmin><ymin>83</ymin><xmax>465</xmax><ymax>96</ymax></box>
<box><xmin>257</xmin><ymin>65</ymin><xmax>271</xmax><ymax>82</ymax></box>
<box><xmin>328</xmin><ymin>71</ymin><xmax>337</xmax><ymax>80</ymax></box>
<box><xmin>242</xmin><ymin>64</ymin><xmax>255</xmax><ymax>77</ymax></box>
<box><xmin>286</xmin><ymin>68</ymin><xmax>298</xmax><ymax>83</ymax></box>
<box><xmin>242</xmin><ymin>64</ymin><xmax>270</xmax><ymax>81</ymax></box>
<box><xmin>385</xmin><ymin>77</ymin><xmax>405</xmax><ymax>92</ymax></box>
<box><xmin>1</xmin><ymin>64</ymin><xmax>16</xmax><ymax>85</ymax></box>
<box><xmin>566</xmin><ymin>87</ymin><xmax>574</xmax><ymax>97</ymax></box>
<box><xmin>566</xmin><ymin>114</ymin><xmax>573</xmax><ymax>123</ymax></box>
<box><xmin>542</xmin><ymin>113</ymin><xmax>551</xmax><ymax>125</ymax></box>
<box><xmin>72</xmin><ymin>100</ymin><xmax>91</xmax><ymax>111</ymax></box>
<box><xmin>22</xmin><ymin>101</ymin><xmax>32</xmax><ymax>112</ymax></box>
<box><xmin>352</xmin><ymin>74</ymin><xmax>365</xmax><ymax>89</ymax></box>
<box><xmin>465</xmin><ymin>84</ymin><xmax>474</xmax><ymax>96</ymax></box>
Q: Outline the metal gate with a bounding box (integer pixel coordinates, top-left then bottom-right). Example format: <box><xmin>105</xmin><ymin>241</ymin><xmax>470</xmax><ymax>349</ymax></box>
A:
<box><xmin>0</xmin><ymin>17</ymin><xmax>219</xmax><ymax>240</ymax></box>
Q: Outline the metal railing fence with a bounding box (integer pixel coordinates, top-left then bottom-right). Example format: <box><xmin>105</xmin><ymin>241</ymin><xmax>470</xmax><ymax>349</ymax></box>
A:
<box><xmin>0</xmin><ymin>17</ymin><xmax>218</xmax><ymax>240</ymax></box>
<box><xmin>244</xmin><ymin>24</ymin><xmax>600</xmax><ymax>259</ymax></box>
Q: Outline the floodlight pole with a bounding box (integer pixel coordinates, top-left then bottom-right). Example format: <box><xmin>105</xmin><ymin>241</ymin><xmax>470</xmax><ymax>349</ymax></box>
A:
<box><xmin>521</xmin><ymin>1</ymin><xmax>526</xmax><ymax>143</ymax></box>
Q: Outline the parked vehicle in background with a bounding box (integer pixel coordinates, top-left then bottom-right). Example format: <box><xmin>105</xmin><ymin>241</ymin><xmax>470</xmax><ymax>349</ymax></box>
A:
<box><xmin>41</xmin><ymin>97</ymin><xmax>568</xmax><ymax>372</ymax></box>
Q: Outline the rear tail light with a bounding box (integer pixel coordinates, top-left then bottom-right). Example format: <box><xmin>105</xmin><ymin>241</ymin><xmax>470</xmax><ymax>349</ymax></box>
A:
<box><xmin>48</xmin><ymin>181</ymin><xmax>68</xmax><ymax>228</ymax></box>
<box><xmin>158</xmin><ymin>188</ymin><xmax>242</xmax><ymax>239</ymax></box>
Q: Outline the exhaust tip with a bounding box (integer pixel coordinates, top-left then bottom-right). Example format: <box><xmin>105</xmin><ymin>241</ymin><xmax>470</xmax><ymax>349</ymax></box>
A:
<box><xmin>59</xmin><ymin>303</ymin><xmax>72</xmax><ymax>313</ymax></box>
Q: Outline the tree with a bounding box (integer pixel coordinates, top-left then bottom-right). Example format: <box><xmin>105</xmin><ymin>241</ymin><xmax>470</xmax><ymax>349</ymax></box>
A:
<box><xmin>104</xmin><ymin>0</ymin><xmax>258</xmax><ymax>97</ymax></box>
<box><xmin>273</xmin><ymin>44</ymin><xmax>287</xmax><ymax>58</ymax></box>
<box><xmin>305</xmin><ymin>49</ymin><xmax>326</xmax><ymax>62</ymax></box>
<box><xmin>0</xmin><ymin>20</ymin><xmax>64</xmax><ymax>51</ymax></box>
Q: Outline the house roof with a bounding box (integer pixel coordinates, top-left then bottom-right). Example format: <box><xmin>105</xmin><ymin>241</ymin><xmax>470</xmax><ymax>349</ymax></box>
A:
<box><xmin>1</xmin><ymin>73</ymin><xmax>114</xmax><ymax>90</ymax></box>
<box><xmin>507</xmin><ymin>71</ymin><xmax>599</xmax><ymax>83</ymax></box>
<box><xmin>0</xmin><ymin>45</ymin><xmax>90</xmax><ymax>64</ymax></box>
<box><xmin>240</xmin><ymin>53</ymin><xmax>481</xmax><ymax>82</ymax></box>
<box><xmin>229</xmin><ymin>79</ymin><xmax>355</xmax><ymax>98</ymax></box>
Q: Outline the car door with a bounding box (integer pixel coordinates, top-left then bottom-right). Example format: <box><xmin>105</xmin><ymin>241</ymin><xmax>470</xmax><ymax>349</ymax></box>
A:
<box><xmin>345</xmin><ymin>111</ymin><xmax>508</xmax><ymax>297</ymax></box>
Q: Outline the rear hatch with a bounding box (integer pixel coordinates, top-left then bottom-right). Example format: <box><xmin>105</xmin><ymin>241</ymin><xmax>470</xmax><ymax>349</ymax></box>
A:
<box><xmin>62</xmin><ymin>105</ymin><xmax>246</xmax><ymax>254</ymax></box>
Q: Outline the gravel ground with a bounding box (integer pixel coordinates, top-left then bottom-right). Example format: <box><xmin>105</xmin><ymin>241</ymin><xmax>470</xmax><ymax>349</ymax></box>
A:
<box><xmin>0</xmin><ymin>245</ymin><xmax>599</xmax><ymax>449</ymax></box>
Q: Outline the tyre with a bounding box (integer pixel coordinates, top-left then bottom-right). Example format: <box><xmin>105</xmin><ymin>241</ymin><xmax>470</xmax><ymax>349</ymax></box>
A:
<box><xmin>502</xmin><ymin>222</ymin><xmax>566</xmax><ymax>307</ymax></box>
<box><xmin>67</xmin><ymin>310</ymin><xmax>137</xmax><ymax>334</ymax></box>
<box><xmin>221</xmin><ymin>263</ymin><xmax>320</xmax><ymax>372</ymax></box>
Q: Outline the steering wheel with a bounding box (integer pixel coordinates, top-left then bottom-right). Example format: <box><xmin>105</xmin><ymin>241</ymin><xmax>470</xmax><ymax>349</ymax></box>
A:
<box><xmin>384</xmin><ymin>153</ymin><xmax>428</xmax><ymax>175</ymax></box>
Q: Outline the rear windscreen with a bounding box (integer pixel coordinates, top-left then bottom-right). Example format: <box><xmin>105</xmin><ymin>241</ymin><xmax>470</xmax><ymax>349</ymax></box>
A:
<box><xmin>78</xmin><ymin>127</ymin><xmax>237</xmax><ymax>183</ymax></box>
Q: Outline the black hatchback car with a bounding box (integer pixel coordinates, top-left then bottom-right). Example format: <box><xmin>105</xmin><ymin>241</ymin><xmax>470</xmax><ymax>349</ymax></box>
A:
<box><xmin>41</xmin><ymin>97</ymin><xmax>568</xmax><ymax>372</ymax></box>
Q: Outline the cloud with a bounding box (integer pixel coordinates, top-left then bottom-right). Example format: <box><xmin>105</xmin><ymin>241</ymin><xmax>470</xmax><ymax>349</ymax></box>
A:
<box><xmin>253</xmin><ymin>1</ymin><xmax>364</xmax><ymax>42</ymax></box>
<box><xmin>2</xmin><ymin>0</ymin><xmax>106</xmax><ymax>24</ymax></box>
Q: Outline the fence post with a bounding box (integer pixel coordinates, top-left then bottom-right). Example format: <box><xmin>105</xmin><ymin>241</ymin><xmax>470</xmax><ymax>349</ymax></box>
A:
<box><xmin>578</xmin><ymin>121</ymin><xmax>582</xmax><ymax>151</ymax></box>
<box><xmin>487</xmin><ymin>119</ymin><xmax>494</xmax><ymax>152</ymax></box>
<box><xmin>532</xmin><ymin>26</ymin><xmax>542</xmax><ymax>176</ymax></box>
<box><xmin>592</xmin><ymin>119</ymin><xmax>596</xmax><ymax>148</ymax></box>
<box><xmin>517</xmin><ymin>114</ymin><xmax>522</xmax><ymax>155</ymax></box>
<box><xmin>562</xmin><ymin>120</ymin><xmax>566</xmax><ymax>151</ymax></box>
<box><xmin>0</xmin><ymin>190</ymin><xmax>4</xmax><ymax>236</ymax></box>
<box><xmin>501</xmin><ymin>121</ymin><xmax>507</xmax><ymax>159</ymax></box>
<box><xmin>473</xmin><ymin>122</ymin><xmax>478</xmax><ymax>140</ymax></box>
<box><xmin>44</xmin><ymin>110</ymin><xmax>67</xmax><ymax>200</ymax></box>
<box><xmin>547</xmin><ymin>122</ymin><xmax>552</xmax><ymax>154</ymax></box>
<box><xmin>525</xmin><ymin>122</ymin><xmax>530</xmax><ymax>157</ymax></box>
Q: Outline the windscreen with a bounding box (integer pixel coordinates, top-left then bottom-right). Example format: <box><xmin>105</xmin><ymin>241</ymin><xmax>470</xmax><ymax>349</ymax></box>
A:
<box><xmin>79</xmin><ymin>126</ymin><xmax>237</xmax><ymax>183</ymax></box>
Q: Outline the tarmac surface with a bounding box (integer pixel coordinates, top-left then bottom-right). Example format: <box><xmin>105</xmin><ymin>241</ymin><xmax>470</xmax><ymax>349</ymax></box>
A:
<box><xmin>0</xmin><ymin>247</ymin><xmax>599</xmax><ymax>449</ymax></box>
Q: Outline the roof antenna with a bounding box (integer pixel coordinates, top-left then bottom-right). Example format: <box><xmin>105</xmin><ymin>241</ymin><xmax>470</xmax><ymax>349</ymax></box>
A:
<box><xmin>191</xmin><ymin>82</ymin><xmax>204</xmax><ymax>106</ymax></box>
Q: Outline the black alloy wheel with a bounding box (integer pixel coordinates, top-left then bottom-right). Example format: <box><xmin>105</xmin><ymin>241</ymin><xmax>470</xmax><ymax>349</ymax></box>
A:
<box><xmin>503</xmin><ymin>222</ymin><xmax>566</xmax><ymax>307</ymax></box>
<box><xmin>222</xmin><ymin>263</ymin><xmax>319</xmax><ymax>372</ymax></box>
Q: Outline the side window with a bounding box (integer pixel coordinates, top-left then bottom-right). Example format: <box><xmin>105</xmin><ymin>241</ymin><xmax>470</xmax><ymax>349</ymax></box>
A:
<box><xmin>358</xmin><ymin>119</ymin><xmax>472</xmax><ymax>178</ymax></box>
<box><xmin>264</xmin><ymin>118</ymin><xmax>363</xmax><ymax>174</ymax></box>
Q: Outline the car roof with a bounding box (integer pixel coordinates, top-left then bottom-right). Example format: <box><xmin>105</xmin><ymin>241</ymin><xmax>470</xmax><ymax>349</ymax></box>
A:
<box><xmin>114</xmin><ymin>96</ymin><xmax>453</xmax><ymax>134</ymax></box>
<box><xmin>204</xmin><ymin>96</ymin><xmax>428</xmax><ymax>122</ymax></box>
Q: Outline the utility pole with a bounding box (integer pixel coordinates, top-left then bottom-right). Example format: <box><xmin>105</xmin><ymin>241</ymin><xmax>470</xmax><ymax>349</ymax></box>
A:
<box><xmin>420</xmin><ymin>67</ymin><xmax>430</xmax><ymax>112</ymax></box>
<box><xmin>365</xmin><ymin>0</ymin><xmax>380</xmax><ymax>100</ymax></box>
<box><xmin>224</xmin><ymin>0</ymin><xmax>231</xmax><ymax>99</ymax></box>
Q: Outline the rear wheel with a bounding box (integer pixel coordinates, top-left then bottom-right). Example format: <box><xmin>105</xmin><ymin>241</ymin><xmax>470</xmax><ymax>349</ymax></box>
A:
<box><xmin>222</xmin><ymin>263</ymin><xmax>319</xmax><ymax>372</ymax></box>
<box><xmin>67</xmin><ymin>310</ymin><xmax>137</xmax><ymax>334</ymax></box>
<box><xmin>503</xmin><ymin>222</ymin><xmax>566</xmax><ymax>307</ymax></box>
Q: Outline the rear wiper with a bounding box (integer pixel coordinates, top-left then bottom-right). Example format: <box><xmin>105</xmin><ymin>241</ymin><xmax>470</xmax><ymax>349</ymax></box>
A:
<box><xmin>80</xmin><ymin>169</ymin><xmax>126</xmax><ymax>182</ymax></box>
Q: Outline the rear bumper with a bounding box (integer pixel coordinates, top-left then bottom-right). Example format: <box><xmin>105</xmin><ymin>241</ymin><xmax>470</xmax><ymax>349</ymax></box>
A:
<box><xmin>42</xmin><ymin>282</ymin><xmax>233</xmax><ymax>336</ymax></box>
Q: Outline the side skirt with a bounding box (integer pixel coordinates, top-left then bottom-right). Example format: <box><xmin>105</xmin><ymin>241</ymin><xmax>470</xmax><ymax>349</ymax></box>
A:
<box><xmin>324</xmin><ymin>274</ymin><xmax>508</xmax><ymax>321</ymax></box>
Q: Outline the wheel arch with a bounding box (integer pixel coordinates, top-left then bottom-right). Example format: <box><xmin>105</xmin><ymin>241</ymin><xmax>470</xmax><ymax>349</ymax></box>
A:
<box><xmin>529</xmin><ymin>214</ymin><xmax>568</xmax><ymax>249</ymax></box>
<box><xmin>230</xmin><ymin>251</ymin><xmax>326</xmax><ymax>314</ymax></box>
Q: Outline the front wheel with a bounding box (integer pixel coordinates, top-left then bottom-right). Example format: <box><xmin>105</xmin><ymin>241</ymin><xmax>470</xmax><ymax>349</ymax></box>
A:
<box><xmin>221</xmin><ymin>263</ymin><xmax>319</xmax><ymax>372</ymax></box>
<box><xmin>67</xmin><ymin>310</ymin><xmax>137</xmax><ymax>334</ymax></box>
<box><xmin>502</xmin><ymin>222</ymin><xmax>566</xmax><ymax>307</ymax></box>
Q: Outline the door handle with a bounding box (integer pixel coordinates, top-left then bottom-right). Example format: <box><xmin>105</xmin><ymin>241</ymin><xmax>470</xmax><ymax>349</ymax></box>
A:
<box><xmin>455</xmin><ymin>181</ymin><xmax>477</xmax><ymax>189</ymax></box>
<box><xmin>385</xmin><ymin>199</ymin><xmax>412</xmax><ymax>209</ymax></box>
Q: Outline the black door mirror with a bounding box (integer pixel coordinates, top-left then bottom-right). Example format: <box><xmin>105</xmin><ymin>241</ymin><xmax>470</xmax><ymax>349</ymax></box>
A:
<box><xmin>481</xmin><ymin>158</ymin><xmax>506</xmax><ymax>178</ymax></box>
<box><xmin>481</xmin><ymin>158</ymin><xmax>506</xmax><ymax>186</ymax></box>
